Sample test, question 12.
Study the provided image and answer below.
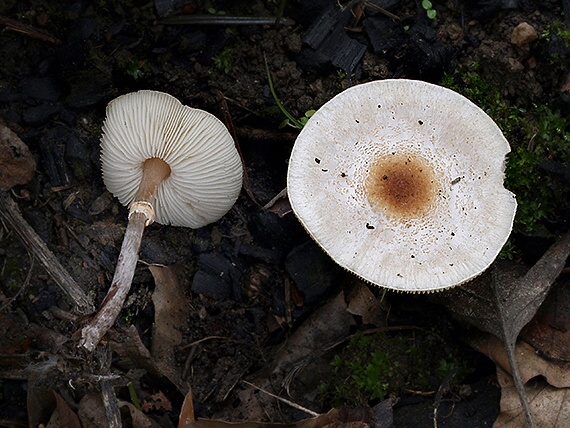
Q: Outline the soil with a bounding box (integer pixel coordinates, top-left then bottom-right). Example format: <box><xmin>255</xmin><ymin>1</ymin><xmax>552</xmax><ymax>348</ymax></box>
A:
<box><xmin>0</xmin><ymin>0</ymin><xmax>568</xmax><ymax>427</ymax></box>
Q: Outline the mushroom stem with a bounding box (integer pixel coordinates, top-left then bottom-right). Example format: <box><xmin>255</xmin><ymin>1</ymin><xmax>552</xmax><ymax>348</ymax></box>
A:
<box><xmin>79</xmin><ymin>158</ymin><xmax>170</xmax><ymax>351</ymax></box>
<box><xmin>79</xmin><ymin>211</ymin><xmax>147</xmax><ymax>351</ymax></box>
<box><xmin>135</xmin><ymin>157</ymin><xmax>171</xmax><ymax>205</ymax></box>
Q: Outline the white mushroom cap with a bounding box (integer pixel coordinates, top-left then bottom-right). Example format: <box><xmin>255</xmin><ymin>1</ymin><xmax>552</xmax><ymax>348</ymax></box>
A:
<box><xmin>287</xmin><ymin>79</ymin><xmax>517</xmax><ymax>292</ymax></box>
<box><xmin>101</xmin><ymin>90</ymin><xmax>243</xmax><ymax>228</ymax></box>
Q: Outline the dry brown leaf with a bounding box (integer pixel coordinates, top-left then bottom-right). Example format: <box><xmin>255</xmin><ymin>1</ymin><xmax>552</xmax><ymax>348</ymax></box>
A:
<box><xmin>470</xmin><ymin>334</ymin><xmax>570</xmax><ymax>389</ymax></box>
<box><xmin>183</xmin><ymin>407</ymin><xmax>385</xmax><ymax>428</ymax></box>
<box><xmin>520</xmin><ymin>278</ymin><xmax>570</xmax><ymax>363</ymax></box>
<box><xmin>0</xmin><ymin>119</ymin><xmax>36</xmax><ymax>190</ymax></box>
<box><xmin>346</xmin><ymin>281</ymin><xmax>387</xmax><ymax>326</ymax></box>
<box><xmin>119</xmin><ymin>400</ymin><xmax>163</xmax><ymax>428</ymax></box>
<box><xmin>178</xmin><ymin>388</ymin><xmax>196</xmax><ymax>428</ymax></box>
<box><xmin>228</xmin><ymin>292</ymin><xmax>355</xmax><ymax>423</ymax></box>
<box><xmin>494</xmin><ymin>367</ymin><xmax>570</xmax><ymax>428</ymax></box>
<box><xmin>27</xmin><ymin>388</ymin><xmax>82</xmax><ymax>428</ymax></box>
<box><xmin>435</xmin><ymin>231</ymin><xmax>570</xmax><ymax>342</ymax></box>
<box><xmin>263</xmin><ymin>188</ymin><xmax>292</xmax><ymax>218</ymax></box>
<box><xmin>271</xmin><ymin>291</ymin><xmax>355</xmax><ymax>379</ymax></box>
<box><xmin>434</xmin><ymin>231</ymin><xmax>570</xmax><ymax>426</ymax></box>
<box><xmin>149</xmin><ymin>264</ymin><xmax>190</xmax><ymax>394</ymax></box>
<box><xmin>140</xmin><ymin>391</ymin><xmax>173</xmax><ymax>412</ymax></box>
<box><xmin>51</xmin><ymin>391</ymin><xmax>83</xmax><ymax>428</ymax></box>
<box><xmin>77</xmin><ymin>393</ymin><xmax>109</xmax><ymax>428</ymax></box>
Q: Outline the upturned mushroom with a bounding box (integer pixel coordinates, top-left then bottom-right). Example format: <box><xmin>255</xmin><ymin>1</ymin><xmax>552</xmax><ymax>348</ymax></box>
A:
<box><xmin>287</xmin><ymin>79</ymin><xmax>517</xmax><ymax>293</ymax></box>
<box><xmin>80</xmin><ymin>90</ymin><xmax>243</xmax><ymax>351</ymax></box>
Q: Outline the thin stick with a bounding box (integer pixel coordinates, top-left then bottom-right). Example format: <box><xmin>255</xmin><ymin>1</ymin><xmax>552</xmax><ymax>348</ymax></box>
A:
<box><xmin>0</xmin><ymin>15</ymin><xmax>61</xmax><ymax>45</ymax></box>
<box><xmin>241</xmin><ymin>380</ymin><xmax>319</xmax><ymax>417</ymax></box>
<box><xmin>0</xmin><ymin>192</ymin><xmax>93</xmax><ymax>313</ymax></box>
<box><xmin>79</xmin><ymin>211</ymin><xmax>147</xmax><ymax>351</ymax></box>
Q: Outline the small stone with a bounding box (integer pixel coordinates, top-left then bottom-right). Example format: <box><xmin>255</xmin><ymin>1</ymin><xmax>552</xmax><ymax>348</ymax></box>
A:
<box><xmin>510</xmin><ymin>22</ymin><xmax>538</xmax><ymax>47</ymax></box>
<box><xmin>507</xmin><ymin>57</ymin><xmax>525</xmax><ymax>72</ymax></box>
<box><xmin>447</xmin><ymin>22</ymin><xmax>463</xmax><ymax>41</ymax></box>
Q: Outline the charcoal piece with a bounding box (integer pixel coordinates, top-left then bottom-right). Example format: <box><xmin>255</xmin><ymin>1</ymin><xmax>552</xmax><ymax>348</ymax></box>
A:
<box><xmin>39</xmin><ymin>126</ymin><xmax>71</xmax><ymax>187</ymax></box>
<box><xmin>191</xmin><ymin>252</ymin><xmax>243</xmax><ymax>300</ymax></box>
<box><xmin>322</xmin><ymin>26</ymin><xmax>367</xmax><ymax>72</ymax></box>
<box><xmin>409</xmin><ymin>22</ymin><xmax>437</xmax><ymax>42</ymax></box>
<box><xmin>56</xmin><ymin>17</ymin><xmax>98</xmax><ymax>78</ymax></box>
<box><xmin>140</xmin><ymin>238</ymin><xmax>169</xmax><ymax>265</ymax></box>
<box><xmin>291</xmin><ymin>0</ymin><xmax>331</xmax><ymax>27</ymax></box>
<box><xmin>540</xmin><ymin>159</ymin><xmax>570</xmax><ymax>182</ymax></box>
<box><xmin>65</xmin><ymin>200</ymin><xmax>92</xmax><ymax>223</ymax></box>
<box><xmin>364</xmin><ymin>16</ymin><xmax>406</xmax><ymax>54</ymax></box>
<box><xmin>23</xmin><ymin>209</ymin><xmax>53</xmax><ymax>244</ymax></box>
<box><xmin>66</xmin><ymin>69</ymin><xmax>114</xmax><ymax>109</ymax></box>
<box><xmin>23</xmin><ymin>103</ymin><xmax>61</xmax><ymax>126</ymax></box>
<box><xmin>154</xmin><ymin>0</ymin><xmax>189</xmax><ymax>18</ymax></box>
<box><xmin>401</xmin><ymin>26</ymin><xmax>457</xmax><ymax>81</ymax></box>
<box><xmin>368</xmin><ymin>0</ymin><xmax>400</xmax><ymax>11</ymax></box>
<box><xmin>304</xmin><ymin>7</ymin><xmax>350</xmax><ymax>49</ymax></box>
<box><xmin>302</xmin><ymin>6</ymin><xmax>366</xmax><ymax>73</ymax></box>
<box><xmin>65</xmin><ymin>132</ymin><xmax>92</xmax><ymax>180</ymax></box>
<box><xmin>99</xmin><ymin>245</ymin><xmax>119</xmax><ymax>276</ymax></box>
<box><xmin>465</xmin><ymin>0</ymin><xmax>518</xmax><ymax>22</ymax></box>
<box><xmin>21</xmin><ymin>77</ymin><xmax>61</xmax><ymax>102</ymax></box>
<box><xmin>285</xmin><ymin>240</ymin><xmax>341</xmax><ymax>305</ymax></box>
<box><xmin>237</xmin><ymin>242</ymin><xmax>282</xmax><ymax>264</ymax></box>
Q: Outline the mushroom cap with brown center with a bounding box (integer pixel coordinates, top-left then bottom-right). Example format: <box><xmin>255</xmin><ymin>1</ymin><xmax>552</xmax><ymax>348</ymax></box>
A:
<box><xmin>101</xmin><ymin>90</ymin><xmax>243</xmax><ymax>228</ymax></box>
<box><xmin>287</xmin><ymin>79</ymin><xmax>517</xmax><ymax>292</ymax></box>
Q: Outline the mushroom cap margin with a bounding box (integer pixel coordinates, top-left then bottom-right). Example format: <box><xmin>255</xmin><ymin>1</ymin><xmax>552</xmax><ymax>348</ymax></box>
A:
<box><xmin>287</xmin><ymin>79</ymin><xmax>517</xmax><ymax>292</ymax></box>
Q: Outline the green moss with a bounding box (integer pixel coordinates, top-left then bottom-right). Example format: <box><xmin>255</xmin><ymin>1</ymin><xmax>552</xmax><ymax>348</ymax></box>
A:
<box><xmin>318</xmin><ymin>330</ymin><xmax>472</xmax><ymax>407</ymax></box>
<box><xmin>213</xmin><ymin>47</ymin><xmax>233</xmax><ymax>75</ymax></box>
<box><xmin>440</xmin><ymin>70</ymin><xmax>570</xmax><ymax>234</ymax></box>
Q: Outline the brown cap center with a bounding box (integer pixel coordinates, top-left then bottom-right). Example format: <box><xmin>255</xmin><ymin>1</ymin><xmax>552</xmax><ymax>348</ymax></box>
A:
<box><xmin>365</xmin><ymin>153</ymin><xmax>438</xmax><ymax>219</ymax></box>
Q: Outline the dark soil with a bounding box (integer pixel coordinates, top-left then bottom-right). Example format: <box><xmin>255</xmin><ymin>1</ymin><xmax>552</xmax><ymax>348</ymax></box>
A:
<box><xmin>0</xmin><ymin>0</ymin><xmax>568</xmax><ymax>427</ymax></box>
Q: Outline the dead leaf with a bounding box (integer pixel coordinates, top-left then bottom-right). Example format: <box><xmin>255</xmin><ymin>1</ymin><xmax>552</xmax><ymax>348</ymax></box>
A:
<box><xmin>0</xmin><ymin>119</ymin><xmax>36</xmax><ymax>190</ymax></box>
<box><xmin>119</xmin><ymin>400</ymin><xmax>163</xmax><ymax>428</ymax></box>
<box><xmin>178</xmin><ymin>388</ymin><xmax>196</xmax><ymax>428</ymax></box>
<box><xmin>346</xmin><ymin>281</ymin><xmax>387</xmax><ymax>326</ymax></box>
<box><xmin>263</xmin><ymin>188</ymin><xmax>292</xmax><ymax>218</ymax></box>
<box><xmin>149</xmin><ymin>264</ymin><xmax>190</xmax><ymax>394</ymax></box>
<box><xmin>108</xmin><ymin>325</ymin><xmax>162</xmax><ymax>377</ymax></box>
<box><xmin>77</xmin><ymin>393</ymin><xmax>109</xmax><ymax>428</ymax></box>
<box><xmin>140</xmin><ymin>391</ymin><xmax>173</xmax><ymax>412</ymax></box>
<box><xmin>434</xmin><ymin>231</ymin><xmax>570</xmax><ymax>427</ymax></box>
<box><xmin>520</xmin><ymin>278</ymin><xmax>570</xmax><ymax>363</ymax></box>
<box><xmin>27</xmin><ymin>389</ymin><xmax>82</xmax><ymax>428</ymax></box>
<box><xmin>229</xmin><ymin>292</ymin><xmax>355</xmax><ymax>423</ymax></box>
<box><xmin>494</xmin><ymin>367</ymin><xmax>570</xmax><ymax>428</ymax></box>
<box><xmin>271</xmin><ymin>291</ymin><xmax>355</xmax><ymax>380</ymax></box>
<box><xmin>470</xmin><ymin>334</ymin><xmax>570</xmax><ymax>389</ymax></box>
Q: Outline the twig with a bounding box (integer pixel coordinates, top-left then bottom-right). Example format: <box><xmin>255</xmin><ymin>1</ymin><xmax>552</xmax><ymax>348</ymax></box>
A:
<box><xmin>79</xmin><ymin>211</ymin><xmax>147</xmax><ymax>352</ymax></box>
<box><xmin>241</xmin><ymin>380</ymin><xmax>319</xmax><ymax>417</ymax></box>
<box><xmin>0</xmin><ymin>192</ymin><xmax>93</xmax><ymax>313</ymax></box>
<box><xmin>98</xmin><ymin>347</ymin><xmax>122</xmax><ymax>428</ymax></box>
<box><xmin>215</xmin><ymin>90</ymin><xmax>261</xmax><ymax>207</ymax></box>
<box><xmin>0</xmin><ymin>15</ymin><xmax>61</xmax><ymax>44</ymax></box>
<box><xmin>180</xmin><ymin>335</ymin><xmax>228</xmax><ymax>350</ymax></box>
<box><xmin>159</xmin><ymin>14</ymin><xmax>295</xmax><ymax>26</ymax></box>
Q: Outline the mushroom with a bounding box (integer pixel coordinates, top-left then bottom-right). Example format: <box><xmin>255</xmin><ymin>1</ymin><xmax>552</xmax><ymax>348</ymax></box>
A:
<box><xmin>80</xmin><ymin>90</ymin><xmax>243</xmax><ymax>351</ymax></box>
<box><xmin>287</xmin><ymin>79</ymin><xmax>517</xmax><ymax>293</ymax></box>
